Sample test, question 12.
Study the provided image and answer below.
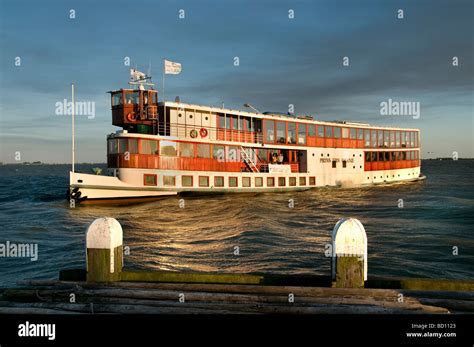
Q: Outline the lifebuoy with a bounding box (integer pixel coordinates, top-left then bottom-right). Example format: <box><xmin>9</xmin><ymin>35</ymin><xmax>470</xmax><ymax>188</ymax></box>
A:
<box><xmin>200</xmin><ymin>128</ymin><xmax>208</xmax><ymax>138</ymax></box>
<box><xmin>127</xmin><ymin>113</ymin><xmax>136</xmax><ymax>122</ymax></box>
<box><xmin>190</xmin><ymin>129</ymin><xmax>198</xmax><ymax>138</ymax></box>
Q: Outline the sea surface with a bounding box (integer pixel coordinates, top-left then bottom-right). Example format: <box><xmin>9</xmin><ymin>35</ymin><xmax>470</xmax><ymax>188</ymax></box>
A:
<box><xmin>0</xmin><ymin>160</ymin><xmax>473</xmax><ymax>287</ymax></box>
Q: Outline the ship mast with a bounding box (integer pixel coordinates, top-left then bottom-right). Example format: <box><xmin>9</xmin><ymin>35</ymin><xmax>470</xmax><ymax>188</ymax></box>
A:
<box><xmin>71</xmin><ymin>83</ymin><xmax>75</xmax><ymax>173</ymax></box>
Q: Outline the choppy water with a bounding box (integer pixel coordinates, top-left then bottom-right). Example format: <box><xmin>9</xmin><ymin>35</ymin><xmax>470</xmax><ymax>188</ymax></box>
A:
<box><xmin>0</xmin><ymin>160</ymin><xmax>473</xmax><ymax>287</ymax></box>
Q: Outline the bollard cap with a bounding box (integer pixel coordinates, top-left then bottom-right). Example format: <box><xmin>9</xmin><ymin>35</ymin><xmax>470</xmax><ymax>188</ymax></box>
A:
<box><xmin>331</xmin><ymin>218</ymin><xmax>367</xmax><ymax>281</ymax></box>
<box><xmin>86</xmin><ymin>217</ymin><xmax>123</xmax><ymax>250</ymax></box>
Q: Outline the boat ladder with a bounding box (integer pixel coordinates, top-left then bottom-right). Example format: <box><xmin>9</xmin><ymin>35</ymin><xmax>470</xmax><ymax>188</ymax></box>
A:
<box><xmin>240</xmin><ymin>146</ymin><xmax>259</xmax><ymax>173</ymax></box>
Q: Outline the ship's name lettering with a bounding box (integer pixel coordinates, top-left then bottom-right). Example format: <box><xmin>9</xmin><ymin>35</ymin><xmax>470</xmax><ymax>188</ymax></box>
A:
<box><xmin>320</xmin><ymin>158</ymin><xmax>354</xmax><ymax>163</ymax></box>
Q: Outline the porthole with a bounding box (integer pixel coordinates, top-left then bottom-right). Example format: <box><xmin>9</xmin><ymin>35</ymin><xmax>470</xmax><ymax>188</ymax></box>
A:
<box><xmin>321</xmin><ymin>153</ymin><xmax>323</xmax><ymax>157</ymax></box>
<box><xmin>178</xmin><ymin>113</ymin><xmax>182</xmax><ymax>117</ymax></box>
<box><xmin>353</xmin><ymin>154</ymin><xmax>355</xmax><ymax>157</ymax></box>
<box><xmin>327</xmin><ymin>153</ymin><xmax>330</xmax><ymax>157</ymax></box>
<box><xmin>312</xmin><ymin>153</ymin><xmax>315</xmax><ymax>156</ymax></box>
<box><xmin>189</xmin><ymin>114</ymin><xmax>193</xmax><ymax>119</ymax></box>
<box><xmin>205</xmin><ymin>116</ymin><xmax>209</xmax><ymax>120</ymax></box>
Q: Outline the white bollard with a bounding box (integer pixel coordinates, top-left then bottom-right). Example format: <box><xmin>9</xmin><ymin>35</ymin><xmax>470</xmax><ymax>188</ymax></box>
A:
<box><xmin>86</xmin><ymin>217</ymin><xmax>123</xmax><ymax>282</ymax></box>
<box><xmin>331</xmin><ymin>218</ymin><xmax>367</xmax><ymax>288</ymax></box>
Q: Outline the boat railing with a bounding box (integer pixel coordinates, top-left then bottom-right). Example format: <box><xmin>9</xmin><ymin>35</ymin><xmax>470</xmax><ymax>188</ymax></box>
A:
<box><xmin>152</xmin><ymin>121</ymin><xmax>265</xmax><ymax>144</ymax></box>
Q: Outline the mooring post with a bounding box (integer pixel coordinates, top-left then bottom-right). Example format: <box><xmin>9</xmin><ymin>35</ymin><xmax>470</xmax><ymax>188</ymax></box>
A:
<box><xmin>331</xmin><ymin>218</ymin><xmax>367</xmax><ymax>288</ymax></box>
<box><xmin>86</xmin><ymin>217</ymin><xmax>123</xmax><ymax>282</ymax></box>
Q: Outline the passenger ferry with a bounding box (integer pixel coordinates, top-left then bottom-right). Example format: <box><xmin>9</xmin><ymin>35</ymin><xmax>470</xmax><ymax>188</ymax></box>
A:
<box><xmin>68</xmin><ymin>75</ymin><xmax>424</xmax><ymax>204</ymax></box>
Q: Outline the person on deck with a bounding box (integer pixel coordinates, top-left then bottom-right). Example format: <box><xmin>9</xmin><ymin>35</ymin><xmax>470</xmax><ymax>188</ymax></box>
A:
<box><xmin>277</xmin><ymin>152</ymin><xmax>284</xmax><ymax>164</ymax></box>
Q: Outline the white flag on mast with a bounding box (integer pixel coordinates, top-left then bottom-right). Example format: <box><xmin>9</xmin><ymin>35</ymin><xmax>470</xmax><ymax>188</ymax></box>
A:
<box><xmin>164</xmin><ymin>60</ymin><xmax>182</xmax><ymax>75</ymax></box>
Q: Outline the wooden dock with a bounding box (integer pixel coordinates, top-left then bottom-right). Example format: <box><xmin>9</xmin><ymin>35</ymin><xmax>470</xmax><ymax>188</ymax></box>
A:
<box><xmin>1</xmin><ymin>217</ymin><xmax>472</xmax><ymax>315</ymax></box>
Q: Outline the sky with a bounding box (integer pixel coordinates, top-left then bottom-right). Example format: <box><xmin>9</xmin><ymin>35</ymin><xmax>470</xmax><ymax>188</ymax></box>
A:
<box><xmin>0</xmin><ymin>0</ymin><xmax>473</xmax><ymax>163</ymax></box>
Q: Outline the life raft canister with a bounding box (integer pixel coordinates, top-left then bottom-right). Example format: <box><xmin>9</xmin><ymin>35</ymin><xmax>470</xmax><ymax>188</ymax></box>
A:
<box><xmin>200</xmin><ymin>128</ymin><xmax>208</xmax><ymax>138</ymax></box>
<box><xmin>190</xmin><ymin>129</ymin><xmax>198</xmax><ymax>138</ymax></box>
<box><xmin>127</xmin><ymin>113</ymin><xmax>137</xmax><ymax>122</ymax></box>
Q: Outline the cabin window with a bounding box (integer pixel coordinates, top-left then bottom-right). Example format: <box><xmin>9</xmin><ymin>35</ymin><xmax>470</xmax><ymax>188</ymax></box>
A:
<box><xmin>364</xmin><ymin>129</ymin><xmax>370</xmax><ymax>147</ymax></box>
<box><xmin>342</xmin><ymin>128</ymin><xmax>349</xmax><ymax>139</ymax></box>
<box><xmin>267</xmin><ymin>177</ymin><xmax>275</xmax><ymax>187</ymax></box>
<box><xmin>309</xmin><ymin>177</ymin><xmax>316</xmax><ymax>186</ymax></box>
<box><xmin>276</xmin><ymin>121</ymin><xmax>286</xmax><ymax>143</ymax></box>
<box><xmin>357</xmin><ymin>128</ymin><xmax>364</xmax><ymax>141</ymax></box>
<box><xmin>144</xmin><ymin>174</ymin><xmax>157</xmax><ymax>186</ymax></box>
<box><xmin>318</xmin><ymin>125</ymin><xmax>324</xmax><ymax>138</ymax></box>
<box><xmin>199</xmin><ymin>176</ymin><xmax>209</xmax><ymax>187</ymax></box>
<box><xmin>197</xmin><ymin>144</ymin><xmax>211</xmax><ymax>158</ymax></box>
<box><xmin>378</xmin><ymin>152</ymin><xmax>384</xmax><ymax>161</ymax></box>
<box><xmin>401</xmin><ymin>131</ymin><xmax>406</xmax><ymax>147</ymax></box>
<box><xmin>219</xmin><ymin>115</ymin><xmax>226</xmax><ymax>128</ymax></box>
<box><xmin>214</xmin><ymin>176</ymin><xmax>224</xmax><ymax>187</ymax></box>
<box><xmin>287</xmin><ymin>123</ymin><xmax>296</xmax><ymax>144</ymax></box>
<box><xmin>212</xmin><ymin>145</ymin><xmax>225</xmax><ymax>161</ymax></box>
<box><xmin>231</xmin><ymin>115</ymin><xmax>238</xmax><ymax>130</ymax></box>
<box><xmin>182</xmin><ymin>175</ymin><xmax>193</xmax><ymax>187</ymax></box>
<box><xmin>127</xmin><ymin>139</ymin><xmax>139</xmax><ymax>154</ymax></box>
<box><xmin>112</xmin><ymin>93</ymin><xmax>123</xmax><ymax>106</ymax></box>
<box><xmin>365</xmin><ymin>152</ymin><xmax>371</xmax><ymax>162</ymax></box>
<box><xmin>226</xmin><ymin>146</ymin><xmax>239</xmax><ymax>161</ymax></box>
<box><xmin>179</xmin><ymin>143</ymin><xmax>194</xmax><ymax>157</ymax></box>
<box><xmin>342</xmin><ymin>160</ymin><xmax>347</xmax><ymax>168</ymax></box>
<box><xmin>125</xmin><ymin>91</ymin><xmax>139</xmax><ymax>105</ymax></box>
<box><xmin>229</xmin><ymin>177</ymin><xmax>238</xmax><ymax>187</ymax></box>
<box><xmin>415</xmin><ymin>132</ymin><xmax>419</xmax><ymax>147</ymax></box>
<box><xmin>389</xmin><ymin>131</ymin><xmax>395</xmax><ymax>148</ymax></box>
<box><xmin>243</xmin><ymin>117</ymin><xmax>251</xmax><ymax>131</ymax></box>
<box><xmin>118</xmin><ymin>138</ymin><xmax>128</xmax><ymax>153</ymax></box>
<box><xmin>406</xmin><ymin>132</ymin><xmax>411</xmax><ymax>147</ymax></box>
<box><xmin>384</xmin><ymin>151</ymin><xmax>390</xmax><ymax>161</ymax></box>
<box><xmin>108</xmin><ymin>139</ymin><xmax>119</xmax><ymax>154</ymax></box>
<box><xmin>299</xmin><ymin>177</ymin><xmax>306</xmax><ymax>186</ymax></box>
<box><xmin>378</xmin><ymin>130</ymin><xmax>384</xmax><ymax>148</ymax></box>
<box><xmin>384</xmin><ymin>131</ymin><xmax>389</xmax><ymax>148</ymax></box>
<box><xmin>391</xmin><ymin>152</ymin><xmax>396</xmax><ymax>161</ymax></box>
<box><xmin>264</xmin><ymin>120</ymin><xmax>275</xmax><ymax>143</ymax></box>
<box><xmin>278</xmin><ymin>177</ymin><xmax>286</xmax><ymax>186</ymax></box>
<box><xmin>350</xmin><ymin>128</ymin><xmax>357</xmax><ymax>139</ymax></box>
<box><xmin>332</xmin><ymin>160</ymin><xmax>337</xmax><ymax>168</ymax></box>
<box><xmin>289</xmin><ymin>177</ymin><xmax>296</xmax><ymax>186</ymax></box>
<box><xmin>242</xmin><ymin>177</ymin><xmax>251</xmax><ymax>187</ymax></box>
<box><xmin>371</xmin><ymin>130</ymin><xmax>377</xmax><ymax>147</ymax></box>
<box><xmin>163</xmin><ymin>176</ymin><xmax>176</xmax><ymax>186</ymax></box>
<box><xmin>308</xmin><ymin>124</ymin><xmax>316</xmax><ymax>137</ymax></box>
<box><xmin>401</xmin><ymin>152</ymin><xmax>407</xmax><ymax>160</ymax></box>
<box><xmin>325</xmin><ymin>126</ymin><xmax>333</xmax><ymax>138</ymax></box>
<box><xmin>160</xmin><ymin>141</ymin><xmax>177</xmax><ymax>156</ymax></box>
<box><xmin>371</xmin><ymin>152</ymin><xmax>378</xmax><ymax>162</ymax></box>
<box><xmin>255</xmin><ymin>177</ymin><xmax>263</xmax><ymax>187</ymax></box>
<box><xmin>334</xmin><ymin>127</ymin><xmax>341</xmax><ymax>139</ymax></box>
<box><xmin>396</xmin><ymin>132</ymin><xmax>401</xmax><ymax>147</ymax></box>
<box><xmin>297</xmin><ymin>124</ymin><xmax>307</xmax><ymax>145</ymax></box>
<box><xmin>140</xmin><ymin>140</ymin><xmax>158</xmax><ymax>155</ymax></box>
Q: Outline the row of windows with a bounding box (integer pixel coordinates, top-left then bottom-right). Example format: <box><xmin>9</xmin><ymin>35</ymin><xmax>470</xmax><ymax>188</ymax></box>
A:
<box><xmin>144</xmin><ymin>174</ymin><xmax>316</xmax><ymax>188</ymax></box>
<box><xmin>364</xmin><ymin>151</ymin><xmax>420</xmax><ymax>162</ymax></box>
<box><xmin>262</xmin><ymin>120</ymin><xmax>419</xmax><ymax>148</ymax></box>
<box><xmin>217</xmin><ymin>114</ymin><xmax>419</xmax><ymax>149</ymax></box>
<box><xmin>109</xmin><ymin>138</ymin><xmax>253</xmax><ymax>162</ymax></box>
